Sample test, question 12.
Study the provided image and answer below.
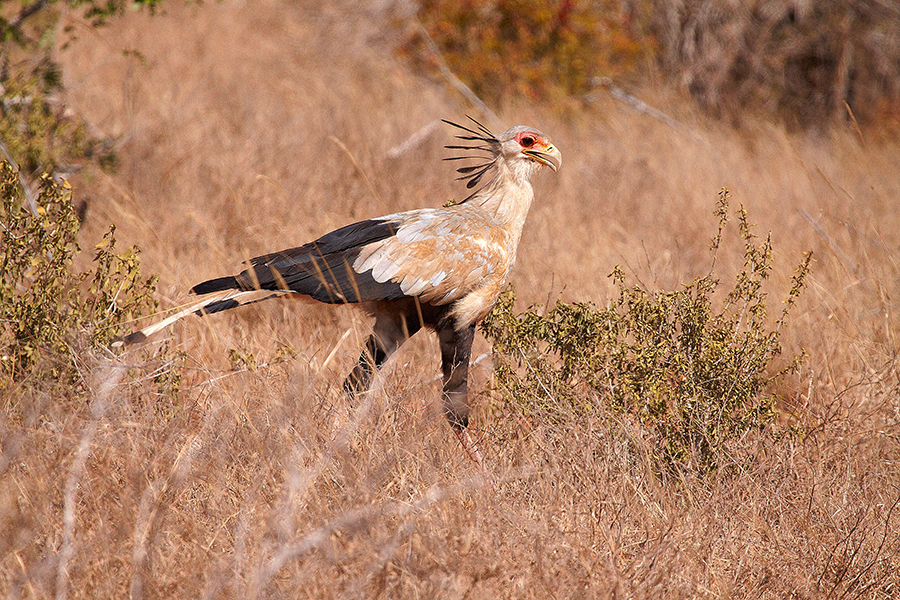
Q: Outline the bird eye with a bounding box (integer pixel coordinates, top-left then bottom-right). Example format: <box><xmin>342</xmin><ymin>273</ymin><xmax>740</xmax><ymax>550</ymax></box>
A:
<box><xmin>521</xmin><ymin>136</ymin><xmax>535</xmax><ymax>147</ymax></box>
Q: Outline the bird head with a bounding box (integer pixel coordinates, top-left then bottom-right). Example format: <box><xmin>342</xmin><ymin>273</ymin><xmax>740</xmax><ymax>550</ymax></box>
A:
<box><xmin>443</xmin><ymin>117</ymin><xmax>561</xmax><ymax>201</ymax></box>
<box><xmin>498</xmin><ymin>125</ymin><xmax>561</xmax><ymax>173</ymax></box>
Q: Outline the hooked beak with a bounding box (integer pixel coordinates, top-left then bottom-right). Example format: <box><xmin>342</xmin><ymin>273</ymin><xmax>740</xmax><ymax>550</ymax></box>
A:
<box><xmin>524</xmin><ymin>144</ymin><xmax>561</xmax><ymax>172</ymax></box>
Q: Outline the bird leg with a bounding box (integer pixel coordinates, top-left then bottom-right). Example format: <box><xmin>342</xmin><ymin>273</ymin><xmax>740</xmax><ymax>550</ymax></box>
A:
<box><xmin>437</xmin><ymin>322</ymin><xmax>492</xmax><ymax>474</ymax></box>
<box><xmin>453</xmin><ymin>427</ymin><xmax>486</xmax><ymax>470</ymax></box>
<box><xmin>345</xmin><ymin>312</ymin><xmax>491</xmax><ymax>483</ymax></box>
<box><xmin>343</xmin><ymin>333</ymin><xmax>387</xmax><ymax>395</ymax></box>
<box><xmin>343</xmin><ymin>308</ymin><xmax>422</xmax><ymax>396</ymax></box>
<box><xmin>437</xmin><ymin>322</ymin><xmax>475</xmax><ymax>429</ymax></box>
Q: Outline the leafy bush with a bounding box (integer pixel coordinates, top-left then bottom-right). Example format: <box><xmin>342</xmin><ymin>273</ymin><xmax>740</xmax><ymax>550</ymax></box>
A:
<box><xmin>482</xmin><ymin>189</ymin><xmax>811</xmax><ymax>473</ymax></box>
<box><xmin>0</xmin><ymin>71</ymin><xmax>117</xmax><ymax>180</ymax></box>
<box><xmin>0</xmin><ymin>160</ymin><xmax>157</xmax><ymax>385</ymax></box>
<box><xmin>1</xmin><ymin>0</ymin><xmax>165</xmax><ymax>178</ymax></box>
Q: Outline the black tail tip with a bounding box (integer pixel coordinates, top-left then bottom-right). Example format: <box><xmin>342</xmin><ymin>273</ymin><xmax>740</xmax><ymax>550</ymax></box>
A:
<box><xmin>191</xmin><ymin>275</ymin><xmax>239</xmax><ymax>296</ymax></box>
<box><xmin>110</xmin><ymin>330</ymin><xmax>146</xmax><ymax>349</ymax></box>
<box><xmin>195</xmin><ymin>298</ymin><xmax>240</xmax><ymax>315</ymax></box>
<box><xmin>124</xmin><ymin>331</ymin><xmax>147</xmax><ymax>345</ymax></box>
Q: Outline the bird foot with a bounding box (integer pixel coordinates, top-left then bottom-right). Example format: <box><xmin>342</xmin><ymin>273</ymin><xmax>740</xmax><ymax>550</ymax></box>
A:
<box><xmin>453</xmin><ymin>428</ymin><xmax>497</xmax><ymax>493</ymax></box>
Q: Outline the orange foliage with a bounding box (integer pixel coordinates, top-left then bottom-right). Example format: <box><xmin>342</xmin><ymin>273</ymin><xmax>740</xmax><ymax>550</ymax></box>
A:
<box><xmin>408</xmin><ymin>0</ymin><xmax>655</xmax><ymax>106</ymax></box>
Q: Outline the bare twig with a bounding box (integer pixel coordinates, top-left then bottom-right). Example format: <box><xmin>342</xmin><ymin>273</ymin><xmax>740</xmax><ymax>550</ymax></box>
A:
<box><xmin>387</xmin><ymin>119</ymin><xmax>441</xmax><ymax>159</ymax></box>
<box><xmin>588</xmin><ymin>77</ymin><xmax>704</xmax><ymax>143</ymax></box>
<box><xmin>413</xmin><ymin>19</ymin><xmax>500</xmax><ymax>128</ymax></box>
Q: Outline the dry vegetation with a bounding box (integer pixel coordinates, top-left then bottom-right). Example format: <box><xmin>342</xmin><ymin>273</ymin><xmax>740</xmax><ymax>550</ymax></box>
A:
<box><xmin>2</xmin><ymin>1</ymin><xmax>900</xmax><ymax>598</ymax></box>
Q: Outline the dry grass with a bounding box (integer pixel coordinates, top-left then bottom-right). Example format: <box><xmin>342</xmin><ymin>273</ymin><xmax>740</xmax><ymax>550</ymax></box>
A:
<box><xmin>2</xmin><ymin>1</ymin><xmax>899</xmax><ymax>598</ymax></box>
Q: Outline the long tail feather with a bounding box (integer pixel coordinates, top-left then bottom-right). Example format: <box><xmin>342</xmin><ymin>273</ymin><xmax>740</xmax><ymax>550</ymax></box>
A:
<box><xmin>112</xmin><ymin>290</ymin><xmax>286</xmax><ymax>347</ymax></box>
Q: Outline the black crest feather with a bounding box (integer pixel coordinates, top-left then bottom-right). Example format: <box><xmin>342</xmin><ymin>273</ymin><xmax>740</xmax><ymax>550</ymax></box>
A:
<box><xmin>441</xmin><ymin>116</ymin><xmax>501</xmax><ymax>202</ymax></box>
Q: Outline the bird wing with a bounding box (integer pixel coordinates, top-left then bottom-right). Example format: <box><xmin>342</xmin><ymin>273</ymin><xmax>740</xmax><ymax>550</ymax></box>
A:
<box><xmin>192</xmin><ymin>217</ymin><xmax>408</xmax><ymax>304</ymax></box>
<box><xmin>354</xmin><ymin>207</ymin><xmax>512</xmax><ymax>307</ymax></box>
<box><xmin>191</xmin><ymin>207</ymin><xmax>512</xmax><ymax>311</ymax></box>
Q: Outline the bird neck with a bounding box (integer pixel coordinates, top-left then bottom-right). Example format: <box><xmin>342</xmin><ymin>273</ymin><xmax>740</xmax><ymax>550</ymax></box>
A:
<box><xmin>469</xmin><ymin>159</ymin><xmax>536</xmax><ymax>239</ymax></box>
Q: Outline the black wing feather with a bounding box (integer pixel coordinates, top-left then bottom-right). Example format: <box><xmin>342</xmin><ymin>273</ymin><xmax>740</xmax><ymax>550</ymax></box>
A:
<box><xmin>191</xmin><ymin>218</ymin><xmax>408</xmax><ymax>304</ymax></box>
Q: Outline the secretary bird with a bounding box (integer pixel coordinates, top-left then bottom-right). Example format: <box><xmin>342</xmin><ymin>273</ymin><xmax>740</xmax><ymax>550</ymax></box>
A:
<box><xmin>121</xmin><ymin>118</ymin><xmax>561</xmax><ymax>467</ymax></box>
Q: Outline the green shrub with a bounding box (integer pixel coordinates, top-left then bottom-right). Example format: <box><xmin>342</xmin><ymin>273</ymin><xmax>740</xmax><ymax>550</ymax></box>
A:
<box><xmin>0</xmin><ymin>71</ymin><xmax>117</xmax><ymax>178</ymax></box>
<box><xmin>1</xmin><ymin>0</ymin><xmax>165</xmax><ymax>178</ymax></box>
<box><xmin>0</xmin><ymin>160</ymin><xmax>157</xmax><ymax>386</ymax></box>
<box><xmin>482</xmin><ymin>189</ymin><xmax>811</xmax><ymax>473</ymax></box>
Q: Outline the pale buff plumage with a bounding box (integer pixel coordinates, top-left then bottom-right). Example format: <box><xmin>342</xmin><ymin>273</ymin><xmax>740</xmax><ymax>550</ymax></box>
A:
<box><xmin>120</xmin><ymin>118</ymin><xmax>561</xmax><ymax>472</ymax></box>
<box><xmin>354</xmin><ymin>205</ymin><xmax>513</xmax><ymax>326</ymax></box>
